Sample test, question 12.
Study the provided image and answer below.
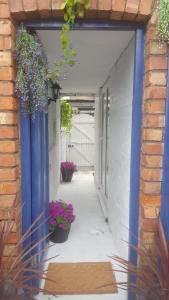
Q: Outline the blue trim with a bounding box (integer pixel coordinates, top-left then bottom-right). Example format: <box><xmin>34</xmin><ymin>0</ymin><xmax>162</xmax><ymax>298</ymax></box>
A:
<box><xmin>31</xmin><ymin>112</ymin><xmax>43</xmax><ymax>258</ymax></box>
<box><xmin>161</xmin><ymin>47</ymin><xmax>169</xmax><ymax>240</ymax></box>
<box><xmin>42</xmin><ymin>112</ymin><xmax>49</xmax><ymax>248</ymax></box>
<box><xmin>20</xmin><ymin>113</ymin><xmax>32</xmax><ymax>236</ymax></box>
<box><xmin>128</xmin><ymin>28</ymin><xmax>144</xmax><ymax>300</ymax></box>
<box><xmin>24</xmin><ymin>18</ymin><xmax>144</xmax><ymax>31</ymax></box>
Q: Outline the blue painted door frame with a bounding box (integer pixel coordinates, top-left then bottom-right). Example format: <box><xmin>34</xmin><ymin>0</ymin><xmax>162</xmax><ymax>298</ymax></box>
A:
<box><xmin>20</xmin><ymin>110</ymin><xmax>49</xmax><ymax>265</ymax></box>
<box><xmin>129</xmin><ymin>28</ymin><xmax>144</xmax><ymax>300</ymax></box>
<box><xmin>161</xmin><ymin>47</ymin><xmax>169</xmax><ymax>240</ymax></box>
<box><xmin>20</xmin><ymin>20</ymin><xmax>144</xmax><ymax>299</ymax></box>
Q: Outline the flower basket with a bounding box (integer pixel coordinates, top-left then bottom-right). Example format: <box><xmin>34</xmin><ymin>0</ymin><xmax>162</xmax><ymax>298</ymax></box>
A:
<box><xmin>49</xmin><ymin>200</ymin><xmax>75</xmax><ymax>244</ymax></box>
<box><xmin>61</xmin><ymin>162</ymin><xmax>77</xmax><ymax>182</ymax></box>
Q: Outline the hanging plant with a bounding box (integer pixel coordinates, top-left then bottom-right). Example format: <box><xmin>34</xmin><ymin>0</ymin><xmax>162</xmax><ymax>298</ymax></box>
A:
<box><xmin>61</xmin><ymin>100</ymin><xmax>73</xmax><ymax>135</ymax></box>
<box><xmin>14</xmin><ymin>26</ymin><xmax>48</xmax><ymax>115</ymax></box>
<box><xmin>48</xmin><ymin>0</ymin><xmax>91</xmax><ymax>80</ymax></box>
<box><xmin>157</xmin><ymin>0</ymin><xmax>169</xmax><ymax>43</ymax></box>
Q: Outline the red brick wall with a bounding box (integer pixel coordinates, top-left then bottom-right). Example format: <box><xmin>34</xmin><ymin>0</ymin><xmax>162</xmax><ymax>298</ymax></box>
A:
<box><xmin>0</xmin><ymin>0</ymin><xmax>20</xmax><ymax>262</ymax></box>
<box><xmin>140</xmin><ymin>8</ymin><xmax>168</xmax><ymax>247</ymax></box>
<box><xmin>0</xmin><ymin>0</ymin><xmax>167</xmax><ymax>256</ymax></box>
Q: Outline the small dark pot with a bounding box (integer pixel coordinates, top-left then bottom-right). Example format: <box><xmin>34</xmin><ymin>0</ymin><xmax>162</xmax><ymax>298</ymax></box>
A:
<box><xmin>49</xmin><ymin>226</ymin><xmax>70</xmax><ymax>243</ymax></box>
<box><xmin>61</xmin><ymin>169</ymin><xmax>74</xmax><ymax>182</ymax></box>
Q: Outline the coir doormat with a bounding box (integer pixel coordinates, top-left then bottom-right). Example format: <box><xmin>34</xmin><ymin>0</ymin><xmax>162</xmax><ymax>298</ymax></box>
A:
<box><xmin>44</xmin><ymin>262</ymin><xmax>117</xmax><ymax>295</ymax></box>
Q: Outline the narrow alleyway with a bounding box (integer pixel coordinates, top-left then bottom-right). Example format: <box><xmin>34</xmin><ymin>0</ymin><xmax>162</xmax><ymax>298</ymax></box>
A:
<box><xmin>37</xmin><ymin>172</ymin><xmax>127</xmax><ymax>300</ymax></box>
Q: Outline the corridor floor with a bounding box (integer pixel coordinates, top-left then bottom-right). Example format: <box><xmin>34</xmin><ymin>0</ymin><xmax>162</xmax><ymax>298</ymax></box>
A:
<box><xmin>37</xmin><ymin>172</ymin><xmax>127</xmax><ymax>300</ymax></box>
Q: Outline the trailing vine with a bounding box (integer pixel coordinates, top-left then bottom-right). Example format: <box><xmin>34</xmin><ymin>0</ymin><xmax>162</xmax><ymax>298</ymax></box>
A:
<box><xmin>14</xmin><ymin>26</ymin><xmax>48</xmax><ymax>115</ymax></box>
<box><xmin>61</xmin><ymin>100</ymin><xmax>73</xmax><ymax>135</ymax></box>
<box><xmin>48</xmin><ymin>0</ymin><xmax>91</xmax><ymax>80</ymax></box>
<box><xmin>157</xmin><ymin>0</ymin><xmax>169</xmax><ymax>43</ymax></box>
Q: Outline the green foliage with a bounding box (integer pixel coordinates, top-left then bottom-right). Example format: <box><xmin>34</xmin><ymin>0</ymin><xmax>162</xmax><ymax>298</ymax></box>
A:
<box><xmin>48</xmin><ymin>0</ymin><xmax>91</xmax><ymax>80</ymax></box>
<box><xmin>61</xmin><ymin>100</ymin><xmax>73</xmax><ymax>134</ymax></box>
<box><xmin>157</xmin><ymin>0</ymin><xmax>169</xmax><ymax>43</ymax></box>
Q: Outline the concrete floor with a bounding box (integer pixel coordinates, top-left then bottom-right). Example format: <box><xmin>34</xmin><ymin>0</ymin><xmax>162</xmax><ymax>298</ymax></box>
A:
<box><xmin>37</xmin><ymin>172</ymin><xmax>127</xmax><ymax>300</ymax></box>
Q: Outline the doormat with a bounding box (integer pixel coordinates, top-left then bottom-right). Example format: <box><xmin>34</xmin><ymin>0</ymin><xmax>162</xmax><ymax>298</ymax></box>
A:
<box><xmin>44</xmin><ymin>262</ymin><xmax>117</xmax><ymax>295</ymax></box>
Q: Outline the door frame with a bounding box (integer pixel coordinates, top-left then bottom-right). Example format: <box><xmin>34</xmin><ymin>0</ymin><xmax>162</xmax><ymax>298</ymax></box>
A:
<box><xmin>20</xmin><ymin>19</ymin><xmax>144</xmax><ymax>300</ymax></box>
<box><xmin>161</xmin><ymin>48</ymin><xmax>169</xmax><ymax>239</ymax></box>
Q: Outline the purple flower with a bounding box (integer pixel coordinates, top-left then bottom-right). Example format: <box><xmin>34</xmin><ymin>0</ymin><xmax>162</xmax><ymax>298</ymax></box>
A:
<box><xmin>48</xmin><ymin>200</ymin><xmax>75</xmax><ymax>231</ymax></box>
<box><xmin>61</xmin><ymin>162</ymin><xmax>77</xmax><ymax>171</ymax></box>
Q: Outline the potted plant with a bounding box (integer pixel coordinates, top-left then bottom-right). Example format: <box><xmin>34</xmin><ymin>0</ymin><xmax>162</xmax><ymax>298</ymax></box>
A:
<box><xmin>49</xmin><ymin>200</ymin><xmax>75</xmax><ymax>243</ymax></box>
<box><xmin>61</xmin><ymin>161</ymin><xmax>77</xmax><ymax>182</ymax></box>
<box><xmin>112</xmin><ymin>220</ymin><xmax>169</xmax><ymax>300</ymax></box>
<box><xmin>0</xmin><ymin>206</ymin><xmax>57</xmax><ymax>299</ymax></box>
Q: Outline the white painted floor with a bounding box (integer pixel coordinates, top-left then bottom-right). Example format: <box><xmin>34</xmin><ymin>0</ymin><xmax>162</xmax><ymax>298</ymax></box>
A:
<box><xmin>37</xmin><ymin>172</ymin><xmax>127</xmax><ymax>300</ymax></box>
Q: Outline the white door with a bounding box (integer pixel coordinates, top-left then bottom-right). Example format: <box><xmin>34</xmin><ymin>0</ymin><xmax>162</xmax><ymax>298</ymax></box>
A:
<box><xmin>67</xmin><ymin>114</ymin><xmax>95</xmax><ymax>170</ymax></box>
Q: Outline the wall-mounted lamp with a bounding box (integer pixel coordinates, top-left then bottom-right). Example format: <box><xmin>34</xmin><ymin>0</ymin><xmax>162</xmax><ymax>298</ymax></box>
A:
<box><xmin>48</xmin><ymin>80</ymin><xmax>61</xmax><ymax>104</ymax></box>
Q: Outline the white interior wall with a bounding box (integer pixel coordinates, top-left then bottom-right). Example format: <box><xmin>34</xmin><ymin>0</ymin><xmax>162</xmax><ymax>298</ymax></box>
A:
<box><xmin>48</xmin><ymin>100</ymin><xmax>60</xmax><ymax>200</ymax></box>
<box><xmin>95</xmin><ymin>38</ymin><xmax>135</xmax><ymax>260</ymax></box>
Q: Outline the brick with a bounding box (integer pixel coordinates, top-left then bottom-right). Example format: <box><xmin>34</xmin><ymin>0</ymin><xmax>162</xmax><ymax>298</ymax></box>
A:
<box><xmin>8</xmin><ymin>0</ymin><xmax>26</xmax><ymax>20</ymax></box>
<box><xmin>138</xmin><ymin>0</ymin><xmax>154</xmax><ymax>18</ymax></box>
<box><xmin>37</xmin><ymin>0</ymin><xmax>52</xmax><ymax>17</ymax></box>
<box><xmin>4</xmin><ymin>245</ymin><xmax>17</xmax><ymax>256</ymax></box>
<box><xmin>144</xmin><ymin>87</ymin><xmax>166</xmax><ymax>100</ymax></box>
<box><xmin>110</xmin><ymin>11</ymin><xmax>123</xmax><ymax>19</ymax></box>
<box><xmin>0</xmin><ymin>67</ymin><xmax>14</xmax><ymax>80</ymax></box>
<box><xmin>0</xmin><ymin>126</ymin><xmax>18</xmax><ymax>139</ymax></box>
<box><xmin>0</xmin><ymin>3</ymin><xmax>10</xmax><ymax>18</ymax></box>
<box><xmin>0</xmin><ymin>141</ymin><xmax>18</xmax><ymax>153</ymax></box>
<box><xmin>91</xmin><ymin>0</ymin><xmax>98</xmax><ymax>9</ymax></box>
<box><xmin>142</xmin><ymin>142</ymin><xmax>163</xmax><ymax>155</ymax></box>
<box><xmin>144</xmin><ymin>100</ymin><xmax>165</xmax><ymax>114</ymax></box>
<box><xmin>142</xmin><ymin>232</ymin><xmax>154</xmax><ymax>244</ymax></box>
<box><xmin>0</xmin><ymin>36</ymin><xmax>14</xmax><ymax>50</ymax></box>
<box><xmin>143</xmin><ymin>128</ymin><xmax>163</xmax><ymax>141</ymax></box>
<box><xmin>0</xmin><ymin>112</ymin><xmax>17</xmax><ymax>125</ymax></box>
<box><xmin>0</xmin><ymin>52</ymin><xmax>13</xmax><ymax>67</ymax></box>
<box><xmin>22</xmin><ymin>0</ymin><xmax>37</xmax><ymax>12</ymax></box>
<box><xmin>145</xmin><ymin>56</ymin><xmax>167</xmax><ymax>71</ymax></box>
<box><xmin>123</xmin><ymin>0</ymin><xmax>140</xmax><ymax>20</ymax></box>
<box><xmin>0</xmin><ymin>194</ymin><xmax>16</xmax><ymax>208</ymax></box>
<box><xmin>6</xmin><ymin>232</ymin><xmax>18</xmax><ymax>244</ymax></box>
<box><xmin>143</xmin><ymin>114</ymin><xmax>164</xmax><ymax>128</ymax></box>
<box><xmin>144</xmin><ymin>71</ymin><xmax>167</xmax><ymax>87</ymax></box>
<box><xmin>0</xmin><ymin>82</ymin><xmax>14</xmax><ymax>96</ymax></box>
<box><xmin>141</xmin><ymin>218</ymin><xmax>158</xmax><ymax>231</ymax></box>
<box><xmin>145</xmin><ymin>41</ymin><xmax>167</xmax><ymax>56</ymax></box>
<box><xmin>52</xmin><ymin>0</ymin><xmax>63</xmax><ymax>17</ymax></box>
<box><xmin>0</xmin><ymin>20</ymin><xmax>13</xmax><ymax>35</ymax></box>
<box><xmin>98</xmin><ymin>0</ymin><xmax>111</xmax><ymax>10</ymax></box>
<box><xmin>0</xmin><ymin>167</ymin><xmax>19</xmax><ymax>181</ymax></box>
<box><xmin>140</xmin><ymin>193</ymin><xmax>161</xmax><ymax>207</ymax></box>
<box><xmin>141</xmin><ymin>180</ymin><xmax>161</xmax><ymax>194</ymax></box>
<box><xmin>141</xmin><ymin>154</ymin><xmax>162</xmax><ymax>168</ymax></box>
<box><xmin>0</xmin><ymin>180</ymin><xmax>19</xmax><ymax>194</ymax></box>
<box><xmin>142</xmin><ymin>204</ymin><xmax>160</xmax><ymax>219</ymax></box>
<box><xmin>112</xmin><ymin>0</ymin><xmax>126</xmax><ymax>12</ymax></box>
<box><xmin>141</xmin><ymin>168</ymin><xmax>162</xmax><ymax>181</ymax></box>
<box><xmin>0</xmin><ymin>97</ymin><xmax>18</xmax><ymax>110</ymax></box>
<box><xmin>125</xmin><ymin>0</ymin><xmax>139</xmax><ymax>13</ymax></box>
<box><xmin>145</xmin><ymin>25</ymin><xmax>158</xmax><ymax>43</ymax></box>
<box><xmin>0</xmin><ymin>154</ymin><xmax>18</xmax><ymax>167</ymax></box>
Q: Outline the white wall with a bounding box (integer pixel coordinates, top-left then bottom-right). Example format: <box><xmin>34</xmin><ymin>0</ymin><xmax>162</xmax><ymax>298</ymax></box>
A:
<box><xmin>48</xmin><ymin>100</ymin><xmax>60</xmax><ymax>200</ymax></box>
<box><xmin>95</xmin><ymin>38</ymin><xmax>135</xmax><ymax>260</ymax></box>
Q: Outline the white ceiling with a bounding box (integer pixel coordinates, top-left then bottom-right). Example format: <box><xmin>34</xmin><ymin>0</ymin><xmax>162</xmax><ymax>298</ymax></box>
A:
<box><xmin>37</xmin><ymin>30</ymin><xmax>134</xmax><ymax>94</ymax></box>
